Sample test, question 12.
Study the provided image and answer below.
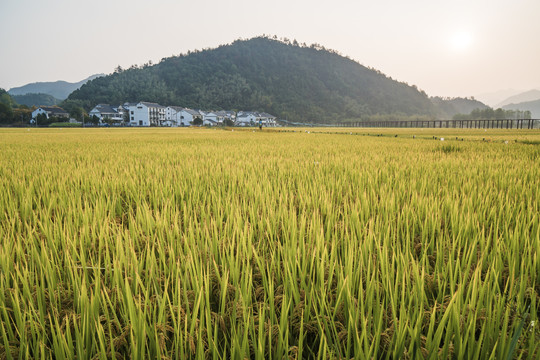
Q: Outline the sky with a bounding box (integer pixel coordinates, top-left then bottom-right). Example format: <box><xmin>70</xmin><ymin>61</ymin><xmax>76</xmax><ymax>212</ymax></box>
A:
<box><xmin>1</xmin><ymin>0</ymin><xmax>539</xmax><ymax>104</ymax></box>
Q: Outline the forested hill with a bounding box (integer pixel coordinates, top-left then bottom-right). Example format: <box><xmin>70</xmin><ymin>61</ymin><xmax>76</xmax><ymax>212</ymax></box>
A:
<box><xmin>67</xmin><ymin>36</ymin><xmax>436</xmax><ymax>123</ymax></box>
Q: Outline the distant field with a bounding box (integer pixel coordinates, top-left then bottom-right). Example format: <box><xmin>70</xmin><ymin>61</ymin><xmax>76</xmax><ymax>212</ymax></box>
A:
<box><xmin>0</xmin><ymin>128</ymin><xmax>538</xmax><ymax>359</ymax></box>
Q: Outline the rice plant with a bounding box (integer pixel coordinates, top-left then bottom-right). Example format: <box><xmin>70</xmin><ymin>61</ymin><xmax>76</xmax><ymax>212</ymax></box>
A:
<box><xmin>0</xmin><ymin>127</ymin><xmax>538</xmax><ymax>359</ymax></box>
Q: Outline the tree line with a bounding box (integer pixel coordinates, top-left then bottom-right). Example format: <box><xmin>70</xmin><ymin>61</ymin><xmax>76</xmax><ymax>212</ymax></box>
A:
<box><xmin>453</xmin><ymin>108</ymin><xmax>532</xmax><ymax>120</ymax></box>
<box><xmin>0</xmin><ymin>88</ymin><xmax>93</xmax><ymax>126</ymax></box>
<box><xmin>0</xmin><ymin>89</ymin><xmax>33</xmax><ymax>125</ymax></box>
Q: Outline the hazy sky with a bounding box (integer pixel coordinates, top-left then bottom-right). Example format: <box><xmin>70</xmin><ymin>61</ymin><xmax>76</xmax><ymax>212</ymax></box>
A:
<box><xmin>1</xmin><ymin>0</ymin><xmax>539</xmax><ymax>101</ymax></box>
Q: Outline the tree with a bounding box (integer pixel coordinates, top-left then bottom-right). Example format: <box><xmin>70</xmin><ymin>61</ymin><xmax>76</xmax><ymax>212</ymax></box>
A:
<box><xmin>0</xmin><ymin>88</ymin><xmax>16</xmax><ymax>108</ymax></box>
<box><xmin>192</xmin><ymin>117</ymin><xmax>203</xmax><ymax>126</ymax></box>
<box><xmin>13</xmin><ymin>108</ymin><xmax>32</xmax><ymax>124</ymax></box>
<box><xmin>69</xmin><ymin>106</ymin><xmax>86</xmax><ymax>122</ymax></box>
<box><xmin>0</xmin><ymin>102</ymin><xmax>13</xmax><ymax>124</ymax></box>
<box><xmin>494</xmin><ymin>108</ymin><xmax>505</xmax><ymax>120</ymax></box>
<box><xmin>36</xmin><ymin>113</ymin><xmax>48</xmax><ymax>126</ymax></box>
<box><xmin>223</xmin><ymin>118</ymin><xmax>235</xmax><ymax>127</ymax></box>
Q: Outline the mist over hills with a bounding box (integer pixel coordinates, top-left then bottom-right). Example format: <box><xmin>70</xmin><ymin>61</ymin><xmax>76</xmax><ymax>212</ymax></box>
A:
<box><xmin>503</xmin><ymin>99</ymin><xmax>540</xmax><ymax>118</ymax></box>
<box><xmin>475</xmin><ymin>89</ymin><xmax>522</xmax><ymax>108</ymax></box>
<box><xmin>9</xmin><ymin>74</ymin><xmax>103</xmax><ymax>101</ymax></box>
<box><xmin>67</xmin><ymin>37</ymin><xmax>444</xmax><ymax>123</ymax></box>
<box><xmin>496</xmin><ymin>89</ymin><xmax>540</xmax><ymax>108</ymax></box>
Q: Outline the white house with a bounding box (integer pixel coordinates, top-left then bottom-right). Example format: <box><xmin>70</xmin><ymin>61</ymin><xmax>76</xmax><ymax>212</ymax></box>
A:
<box><xmin>259</xmin><ymin>112</ymin><xmax>277</xmax><ymax>127</ymax></box>
<box><xmin>178</xmin><ymin>108</ymin><xmax>202</xmax><ymax>125</ymax></box>
<box><xmin>235</xmin><ymin>111</ymin><xmax>277</xmax><ymax>127</ymax></box>
<box><xmin>203</xmin><ymin>118</ymin><xmax>217</xmax><ymax>126</ymax></box>
<box><xmin>203</xmin><ymin>112</ymin><xmax>218</xmax><ymax>124</ymax></box>
<box><xmin>32</xmin><ymin>106</ymin><xmax>69</xmax><ymax>120</ymax></box>
<box><xmin>88</xmin><ymin>104</ymin><xmax>125</xmax><ymax>125</ymax></box>
<box><xmin>235</xmin><ymin>112</ymin><xmax>258</xmax><ymax>126</ymax></box>
<box><xmin>165</xmin><ymin>106</ymin><xmax>184</xmax><ymax>127</ymax></box>
<box><xmin>129</xmin><ymin>102</ymin><xmax>166</xmax><ymax>126</ymax></box>
<box><xmin>214</xmin><ymin>110</ymin><xmax>236</xmax><ymax>124</ymax></box>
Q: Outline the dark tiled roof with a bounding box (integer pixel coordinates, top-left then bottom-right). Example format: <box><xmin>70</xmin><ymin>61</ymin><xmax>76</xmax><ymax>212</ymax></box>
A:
<box><xmin>92</xmin><ymin>104</ymin><xmax>117</xmax><ymax>114</ymax></box>
<box><xmin>39</xmin><ymin>106</ymin><xmax>68</xmax><ymax>114</ymax></box>
<box><xmin>184</xmin><ymin>109</ymin><xmax>201</xmax><ymax>116</ymax></box>
<box><xmin>237</xmin><ymin>112</ymin><xmax>256</xmax><ymax>118</ymax></box>
<box><xmin>140</xmin><ymin>102</ymin><xmax>165</xmax><ymax>108</ymax></box>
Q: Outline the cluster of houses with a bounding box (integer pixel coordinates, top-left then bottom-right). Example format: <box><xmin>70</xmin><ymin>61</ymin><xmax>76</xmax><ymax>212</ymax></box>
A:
<box><xmin>31</xmin><ymin>102</ymin><xmax>278</xmax><ymax>127</ymax></box>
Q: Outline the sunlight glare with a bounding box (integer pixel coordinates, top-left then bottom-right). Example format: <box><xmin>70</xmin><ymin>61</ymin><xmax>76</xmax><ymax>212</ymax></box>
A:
<box><xmin>450</xmin><ymin>31</ymin><xmax>473</xmax><ymax>52</ymax></box>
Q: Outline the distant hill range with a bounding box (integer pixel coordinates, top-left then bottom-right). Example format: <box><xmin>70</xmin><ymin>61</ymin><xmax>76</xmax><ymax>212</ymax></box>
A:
<box><xmin>9</xmin><ymin>74</ymin><xmax>103</xmax><ymax>101</ymax></box>
<box><xmin>67</xmin><ymin>37</ymin><xmax>446</xmax><ymax>123</ymax></box>
<box><xmin>475</xmin><ymin>89</ymin><xmax>522</xmax><ymax>108</ymax></box>
<box><xmin>496</xmin><ymin>89</ymin><xmax>540</xmax><ymax>108</ymax></box>
<box><xmin>503</xmin><ymin>99</ymin><xmax>540</xmax><ymax>118</ymax></box>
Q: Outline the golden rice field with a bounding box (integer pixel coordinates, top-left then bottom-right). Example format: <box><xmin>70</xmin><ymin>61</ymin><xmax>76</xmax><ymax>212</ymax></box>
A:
<box><xmin>0</xmin><ymin>127</ymin><xmax>539</xmax><ymax>359</ymax></box>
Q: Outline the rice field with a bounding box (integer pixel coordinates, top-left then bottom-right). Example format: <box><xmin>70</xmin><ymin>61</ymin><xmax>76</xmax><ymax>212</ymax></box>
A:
<box><xmin>0</xmin><ymin>127</ymin><xmax>539</xmax><ymax>359</ymax></box>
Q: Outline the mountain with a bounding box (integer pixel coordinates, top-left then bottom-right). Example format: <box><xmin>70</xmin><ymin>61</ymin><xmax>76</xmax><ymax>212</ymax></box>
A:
<box><xmin>475</xmin><ymin>89</ymin><xmax>523</xmax><ymax>108</ymax></box>
<box><xmin>496</xmin><ymin>89</ymin><xmax>540</xmax><ymax>108</ymax></box>
<box><xmin>67</xmin><ymin>37</ymin><xmax>436</xmax><ymax>123</ymax></box>
<box><xmin>430</xmin><ymin>97</ymin><xmax>489</xmax><ymax>119</ymax></box>
<box><xmin>502</xmin><ymin>99</ymin><xmax>540</xmax><ymax>118</ymax></box>
<box><xmin>9</xmin><ymin>74</ymin><xmax>104</xmax><ymax>100</ymax></box>
<box><xmin>11</xmin><ymin>93</ymin><xmax>60</xmax><ymax>107</ymax></box>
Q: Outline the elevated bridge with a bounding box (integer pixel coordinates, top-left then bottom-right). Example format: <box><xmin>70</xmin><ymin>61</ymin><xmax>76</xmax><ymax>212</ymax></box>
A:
<box><xmin>337</xmin><ymin>119</ymin><xmax>539</xmax><ymax>129</ymax></box>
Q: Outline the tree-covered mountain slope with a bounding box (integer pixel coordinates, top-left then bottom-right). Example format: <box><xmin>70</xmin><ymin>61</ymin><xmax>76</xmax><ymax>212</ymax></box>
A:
<box><xmin>11</xmin><ymin>93</ymin><xmax>61</xmax><ymax>107</ymax></box>
<box><xmin>68</xmin><ymin>36</ymin><xmax>436</xmax><ymax>123</ymax></box>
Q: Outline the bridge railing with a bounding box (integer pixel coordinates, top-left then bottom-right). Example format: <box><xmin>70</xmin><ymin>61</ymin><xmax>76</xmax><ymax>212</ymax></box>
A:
<box><xmin>337</xmin><ymin>119</ymin><xmax>539</xmax><ymax>129</ymax></box>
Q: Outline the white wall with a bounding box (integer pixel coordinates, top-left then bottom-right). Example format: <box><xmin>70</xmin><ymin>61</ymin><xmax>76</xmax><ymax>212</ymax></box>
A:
<box><xmin>130</xmin><ymin>103</ymin><xmax>150</xmax><ymax>126</ymax></box>
<box><xmin>32</xmin><ymin>108</ymin><xmax>48</xmax><ymax>119</ymax></box>
<box><xmin>178</xmin><ymin>110</ymin><xmax>195</xmax><ymax>126</ymax></box>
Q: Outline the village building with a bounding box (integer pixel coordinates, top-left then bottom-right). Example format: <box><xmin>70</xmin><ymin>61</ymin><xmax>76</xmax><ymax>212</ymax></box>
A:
<box><xmin>83</xmin><ymin>101</ymin><xmax>274</xmax><ymax>128</ymax></box>
<box><xmin>164</xmin><ymin>106</ymin><xmax>184</xmax><ymax>127</ymax></box>
<box><xmin>203</xmin><ymin>112</ymin><xmax>218</xmax><ymax>125</ymax></box>
<box><xmin>215</xmin><ymin>110</ymin><xmax>236</xmax><ymax>124</ymax></box>
<box><xmin>259</xmin><ymin>112</ymin><xmax>277</xmax><ymax>127</ymax></box>
<box><xmin>129</xmin><ymin>102</ymin><xmax>166</xmax><ymax>126</ymax></box>
<box><xmin>235</xmin><ymin>111</ymin><xmax>258</xmax><ymax>126</ymax></box>
<box><xmin>88</xmin><ymin>104</ymin><xmax>126</xmax><ymax>125</ymax></box>
<box><xmin>234</xmin><ymin>111</ymin><xmax>277</xmax><ymax>127</ymax></box>
<box><xmin>32</xmin><ymin>106</ymin><xmax>69</xmax><ymax>120</ymax></box>
<box><xmin>178</xmin><ymin>108</ymin><xmax>202</xmax><ymax>125</ymax></box>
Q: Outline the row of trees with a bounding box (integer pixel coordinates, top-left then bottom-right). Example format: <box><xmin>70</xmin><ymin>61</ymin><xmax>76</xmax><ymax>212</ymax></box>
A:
<box><xmin>453</xmin><ymin>108</ymin><xmax>532</xmax><ymax>120</ymax></box>
<box><xmin>0</xmin><ymin>88</ymin><xmax>91</xmax><ymax>126</ymax></box>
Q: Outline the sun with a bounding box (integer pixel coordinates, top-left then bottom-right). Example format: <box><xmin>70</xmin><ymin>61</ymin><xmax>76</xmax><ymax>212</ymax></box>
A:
<box><xmin>450</xmin><ymin>31</ymin><xmax>473</xmax><ymax>52</ymax></box>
